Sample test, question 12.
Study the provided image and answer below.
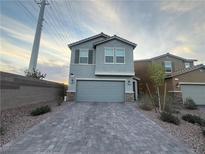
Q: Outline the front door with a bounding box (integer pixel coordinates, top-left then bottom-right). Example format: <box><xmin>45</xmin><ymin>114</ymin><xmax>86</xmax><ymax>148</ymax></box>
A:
<box><xmin>133</xmin><ymin>82</ymin><xmax>136</xmax><ymax>100</ymax></box>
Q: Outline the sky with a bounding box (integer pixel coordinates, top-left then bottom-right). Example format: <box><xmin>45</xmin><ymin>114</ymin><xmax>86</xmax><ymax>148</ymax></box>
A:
<box><xmin>0</xmin><ymin>0</ymin><xmax>205</xmax><ymax>84</ymax></box>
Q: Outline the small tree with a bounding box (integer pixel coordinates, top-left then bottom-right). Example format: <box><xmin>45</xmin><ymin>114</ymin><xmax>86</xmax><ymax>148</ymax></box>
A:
<box><xmin>25</xmin><ymin>68</ymin><xmax>46</xmax><ymax>80</ymax></box>
<box><xmin>149</xmin><ymin>63</ymin><xmax>165</xmax><ymax>112</ymax></box>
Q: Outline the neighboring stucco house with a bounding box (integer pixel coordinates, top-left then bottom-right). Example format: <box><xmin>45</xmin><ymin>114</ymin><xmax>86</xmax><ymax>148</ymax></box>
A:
<box><xmin>134</xmin><ymin>52</ymin><xmax>197</xmax><ymax>94</ymax></box>
<box><xmin>134</xmin><ymin>53</ymin><xmax>205</xmax><ymax>105</ymax></box>
<box><xmin>165</xmin><ymin>64</ymin><xmax>205</xmax><ymax>105</ymax></box>
<box><xmin>67</xmin><ymin>33</ymin><xmax>139</xmax><ymax>103</ymax></box>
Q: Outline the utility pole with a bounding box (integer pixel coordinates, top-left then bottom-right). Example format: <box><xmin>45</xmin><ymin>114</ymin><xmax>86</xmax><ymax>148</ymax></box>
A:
<box><xmin>29</xmin><ymin>0</ymin><xmax>48</xmax><ymax>72</ymax></box>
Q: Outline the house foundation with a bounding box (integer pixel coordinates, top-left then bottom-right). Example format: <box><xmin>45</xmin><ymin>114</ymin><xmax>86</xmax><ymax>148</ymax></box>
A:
<box><xmin>125</xmin><ymin>93</ymin><xmax>134</xmax><ymax>102</ymax></box>
<box><xmin>168</xmin><ymin>91</ymin><xmax>183</xmax><ymax>104</ymax></box>
<box><xmin>67</xmin><ymin>92</ymin><xmax>75</xmax><ymax>101</ymax></box>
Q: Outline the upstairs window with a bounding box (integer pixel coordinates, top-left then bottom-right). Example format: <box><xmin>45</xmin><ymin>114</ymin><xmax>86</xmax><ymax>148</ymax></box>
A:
<box><xmin>79</xmin><ymin>49</ymin><xmax>88</xmax><ymax>64</ymax></box>
<box><xmin>115</xmin><ymin>48</ymin><xmax>125</xmax><ymax>64</ymax></box>
<box><xmin>185</xmin><ymin>62</ymin><xmax>190</xmax><ymax>68</ymax></box>
<box><xmin>105</xmin><ymin>48</ymin><xmax>114</xmax><ymax>63</ymax></box>
<box><xmin>164</xmin><ymin>61</ymin><xmax>172</xmax><ymax>73</ymax></box>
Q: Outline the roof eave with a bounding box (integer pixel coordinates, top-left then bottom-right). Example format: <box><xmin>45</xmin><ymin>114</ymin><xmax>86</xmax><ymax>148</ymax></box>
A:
<box><xmin>151</xmin><ymin>53</ymin><xmax>197</xmax><ymax>62</ymax></box>
<box><xmin>165</xmin><ymin>64</ymin><xmax>205</xmax><ymax>78</ymax></box>
<box><xmin>68</xmin><ymin>33</ymin><xmax>110</xmax><ymax>48</ymax></box>
<box><xmin>93</xmin><ymin>36</ymin><xmax>137</xmax><ymax>49</ymax></box>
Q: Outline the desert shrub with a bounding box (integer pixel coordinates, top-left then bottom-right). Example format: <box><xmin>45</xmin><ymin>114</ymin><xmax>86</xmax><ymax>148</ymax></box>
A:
<box><xmin>0</xmin><ymin>127</ymin><xmax>5</xmax><ymax>135</ymax></box>
<box><xmin>172</xmin><ymin>110</ymin><xmax>180</xmax><ymax>114</ymax></box>
<box><xmin>31</xmin><ymin>105</ymin><xmax>51</xmax><ymax>116</ymax></box>
<box><xmin>163</xmin><ymin>95</ymin><xmax>180</xmax><ymax>114</ymax></box>
<box><xmin>151</xmin><ymin>95</ymin><xmax>159</xmax><ymax>108</ymax></box>
<box><xmin>163</xmin><ymin>95</ymin><xmax>174</xmax><ymax>113</ymax></box>
<box><xmin>139</xmin><ymin>95</ymin><xmax>153</xmax><ymax>111</ymax></box>
<box><xmin>160</xmin><ymin>112</ymin><xmax>180</xmax><ymax>125</ymax></box>
<box><xmin>57</xmin><ymin>96</ymin><xmax>64</xmax><ymax>106</ymax></box>
<box><xmin>182</xmin><ymin>114</ymin><xmax>205</xmax><ymax>126</ymax></box>
<box><xmin>184</xmin><ymin>97</ymin><xmax>197</xmax><ymax>110</ymax></box>
<box><xmin>25</xmin><ymin>68</ymin><xmax>46</xmax><ymax>80</ymax></box>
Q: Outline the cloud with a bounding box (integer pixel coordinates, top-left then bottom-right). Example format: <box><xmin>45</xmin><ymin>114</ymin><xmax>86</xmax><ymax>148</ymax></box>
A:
<box><xmin>0</xmin><ymin>14</ymin><xmax>69</xmax><ymax>83</ymax></box>
<box><xmin>1</xmin><ymin>0</ymin><xmax>205</xmax><ymax>84</ymax></box>
<box><xmin>172</xmin><ymin>46</ymin><xmax>194</xmax><ymax>55</ymax></box>
<box><xmin>1</xmin><ymin>15</ymin><xmax>69</xmax><ymax>55</ymax></box>
<box><xmin>160</xmin><ymin>1</ymin><xmax>201</xmax><ymax>13</ymax></box>
<box><xmin>1</xmin><ymin>39</ymin><xmax>30</xmax><ymax>61</ymax></box>
<box><xmin>0</xmin><ymin>58</ymin><xmax>24</xmax><ymax>75</ymax></box>
<box><xmin>37</xmin><ymin>63</ymin><xmax>68</xmax><ymax>84</ymax></box>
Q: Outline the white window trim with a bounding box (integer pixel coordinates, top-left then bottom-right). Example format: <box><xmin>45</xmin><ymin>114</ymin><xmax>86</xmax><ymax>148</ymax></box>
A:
<box><xmin>115</xmin><ymin>47</ymin><xmax>125</xmax><ymax>64</ymax></box>
<box><xmin>104</xmin><ymin>47</ymin><xmax>114</xmax><ymax>64</ymax></box>
<box><xmin>104</xmin><ymin>47</ymin><xmax>125</xmax><ymax>64</ymax></box>
<box><xmin>184</xmin><ymin>62</ymin><xmax>190</xmax><ymax>68</ymax></box>
<box><xmin>71</xmin><ymin>63</ymin><xmax>96</xmax><ymax>65</ymax></box>
<box><xmin>164</xmin><ymin>61</ymin><xmax>172</xmax><ymax>73</ymax></box>
<box><xmin>79</xmin><ymin>49</ymin><xmax>89</xmax><ymax>64</ymax></box>
<box><xmin>179</xmin><ymin>82</ymin><xmax>205</xmax><ymax>85</ymax></box>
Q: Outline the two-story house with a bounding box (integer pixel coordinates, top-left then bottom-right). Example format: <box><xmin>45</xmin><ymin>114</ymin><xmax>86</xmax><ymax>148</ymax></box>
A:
<box><xmin>134</xmin><ymin>53</ymin><xmax>205</xmax><ymax>105</ymax></box>
<box><xmin>67</xmin><ymin>33</ymin><xmax>138</xmax><ymax>103</ymax></box>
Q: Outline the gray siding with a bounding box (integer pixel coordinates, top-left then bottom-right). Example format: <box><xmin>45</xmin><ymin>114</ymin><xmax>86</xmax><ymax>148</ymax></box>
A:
<box><xmin>95</xmin><ymin>40</ymin><xmax>134</xmax><ymax>76</ymax></box>
<box><xmin>70</xmin><ymin>37</ymin><xmax>106</xmax><ymax>64</ymax></box>
<box><xmin>68</xmin><ymin>36</ymin><xmax>135</xmax><ymax>95</ymax></box>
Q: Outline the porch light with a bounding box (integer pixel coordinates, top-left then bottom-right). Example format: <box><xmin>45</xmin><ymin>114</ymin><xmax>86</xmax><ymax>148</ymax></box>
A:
<box><xmin>127</xmin><ymin>80</ymin><xmax>131</xmax><ymax>85</ymax></box>
<box><xmin>70</xmin><ymin>73</ymin><xmax>75</xmax><ymax>84</ymax></box>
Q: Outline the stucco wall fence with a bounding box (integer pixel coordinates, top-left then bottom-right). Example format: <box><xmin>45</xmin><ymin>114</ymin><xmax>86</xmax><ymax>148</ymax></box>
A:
<box><xmin>0</xmin><ymin>72</ymin><xmax>65</xmax><ymax>110</ymax></box>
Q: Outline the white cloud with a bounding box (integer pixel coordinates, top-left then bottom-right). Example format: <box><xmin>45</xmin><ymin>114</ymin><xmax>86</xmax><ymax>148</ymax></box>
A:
<box><xmin>1</xmin><ymin>0</ymin><xmax>205</xmax><ymax>84</ymax></box>
<box><xmin>0</xmin><ymin>15</ymin><xmax>70</xmax><ymax>82</ymax></box>
<box><xmin>160</xmin><ymin>1</ymin><xmax>201</xmax><ymax>13</ymax></box>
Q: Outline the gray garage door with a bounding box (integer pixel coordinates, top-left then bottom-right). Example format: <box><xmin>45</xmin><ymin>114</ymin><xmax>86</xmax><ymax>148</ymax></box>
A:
<box><xmin>181</xmin><ymin>84</ymin><xmax>205</xmax><ymax>105</ymax></box>
<box><xmin>76</xmin><ymin>80</ymin><xmax>125</xmax><ymax>102</ymax></box>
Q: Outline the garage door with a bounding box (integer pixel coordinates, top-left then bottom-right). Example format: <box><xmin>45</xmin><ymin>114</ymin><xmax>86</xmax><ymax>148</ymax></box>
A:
<box><xmin>181</xmin><ymin>84</ymin><xmax>205</xmax><ymax>105</ymax></box>
<box><xmin>76</xmin><ymin>80</ymin><xmax>125</xmax><ymax>102</ymax></box>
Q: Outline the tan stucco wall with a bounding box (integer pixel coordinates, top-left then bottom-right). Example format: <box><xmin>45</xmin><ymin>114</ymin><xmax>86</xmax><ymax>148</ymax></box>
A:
<box><xmin>152</xmin><ymin>56</ymin><xmax>193</xmax><ymax>72</ymax></box>
<box><xmin>134</xmin><ymin>55</ymin><xmax>195</xmax><ymax>95</ymax></box>
<box><xmin>166</xmin><ymin>68</ymin><xmax>205</xmax><ymax>91</ymax></box>
<box><xmin>134</xmin><ymin>60</ymin><xmax>152</xmax><ymax>94</ymax></box>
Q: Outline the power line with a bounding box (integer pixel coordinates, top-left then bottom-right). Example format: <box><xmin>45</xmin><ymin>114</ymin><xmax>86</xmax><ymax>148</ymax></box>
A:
<box><xmin>44</xmin><ymin>6</ymin><xmax>68</xmax><ymax>43</ymax></box>
<box><xmin>64</xmin><ymin>0</ymin><xmax>82</xmax><ymax>37</ymax></box>
<box><xmin>15</xmin><ymin>0</ymin><xmax>70</xmax><ymax>52</ymax></box>
<box><xmin>30</xmin><ymin>1</ymin><xmax>39</xmax><ymax>12</ymax></box>
<box><xmin>65</xmin><ymin>0</ymin><xmax>77</xmax><ymax>33</ymax></box>
<box><xmin>29</xmin><ymin>0</ymin><xmax>48</xmax><ymax>71</ymax></box>
<box><xmin>14</xmin><ymin>0</ymin><xmax>66</xmax><ymax>54</ymax></box>
<box><xmin>16</xmin><ymin>0</ymin><xmax>37</xmax><ymax>21</ymax></box>
<box><xmin>49</xmin><ymin>5</ymin><xmax>69</xmax><ymax>42</ymax></box>
<box><xmin>50</xmin><ymin>0</ymin><xmax>71</xmax><ymax>42</ymax></box>
<box><xmin>31</xmin><ymin>0</ymin><xmax>68</xmax><ymax>46</ymax></box>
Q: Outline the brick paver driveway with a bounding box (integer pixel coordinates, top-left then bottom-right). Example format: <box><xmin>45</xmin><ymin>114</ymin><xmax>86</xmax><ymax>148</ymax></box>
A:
<box><xmin>1</xmin><ymin>102</ymin><xmax>193</xmax><ymax>154</ymax></box>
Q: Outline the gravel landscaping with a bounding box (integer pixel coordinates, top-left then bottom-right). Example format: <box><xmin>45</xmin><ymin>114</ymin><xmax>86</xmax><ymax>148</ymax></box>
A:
<box><xmin>139</xmin><ymin>105</ymin><xmax>205</xmax><ymax>154</ymax></box>
<box><xmin>0</xmin><ymin>100</ymin><xmax>70</xmax><ymax>146</ymax></box>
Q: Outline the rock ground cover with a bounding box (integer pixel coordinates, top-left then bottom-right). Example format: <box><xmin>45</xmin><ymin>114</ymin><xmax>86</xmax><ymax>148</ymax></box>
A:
<box><xmin>139</xmin><ymin>105</ymin><xmax>205</xmax><ymax>154</ymax></box>
<box><xmin>0</xmin><ymin>100</ymin><xmax>69</xmax><ymax>146</ymax></box>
